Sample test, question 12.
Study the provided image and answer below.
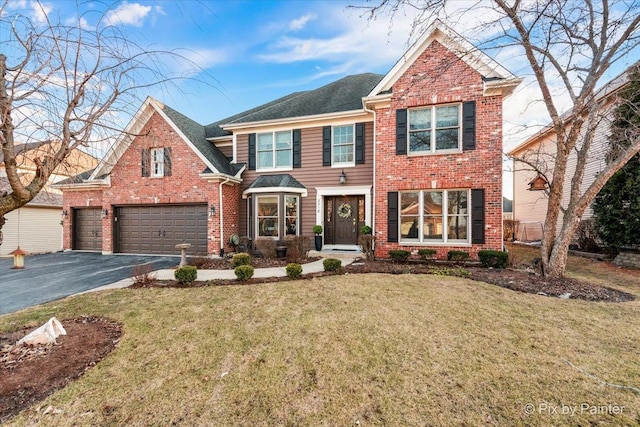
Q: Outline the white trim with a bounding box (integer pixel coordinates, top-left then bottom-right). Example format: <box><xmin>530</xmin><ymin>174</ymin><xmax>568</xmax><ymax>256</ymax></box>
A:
<box><xmin>255</xmin><ymin>194</ymin><xmax>280</xmax><ymax>239</ymax></box>
<box><xmin>221</xmin><ymin>109</ymin><xmax>369</xmax><ymax>132</ymax></box>
<box><xmin>232</xmin><ymin>133</ymin><xmax>237</xmax><ymax>163</ymax></box>
<box><xmin>408</xmin><ymin>103</ymin><xmax>462</xmax><ymax>154</ymax></box>
<box><xmin>256</xmin><ymin>130</ymin><xmax>294</xmax><ymax>170</ymax></box>
<box><xmin>331</xmin><ymin>124</ymin><xmax>356</xmax><ymax>167</ymax></box>
<box><xmin>242</xmin><ymin>186</ymin><xmax>308</xmax><ymax>198</ymax></box>
<box><xmin>315</xmin><ymin>185</ymin><xmax>372</xmax><ymax>231</ymax></box>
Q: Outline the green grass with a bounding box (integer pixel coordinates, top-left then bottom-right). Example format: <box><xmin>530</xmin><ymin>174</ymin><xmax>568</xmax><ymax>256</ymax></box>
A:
<box><xmin>2</xmin><ymin>257</ymin><xmax>640</xmax><ymax>425</ymax></box>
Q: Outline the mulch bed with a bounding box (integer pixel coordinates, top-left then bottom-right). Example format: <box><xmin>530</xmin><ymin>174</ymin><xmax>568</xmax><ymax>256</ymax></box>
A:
<box><xmin>0</xmin><ymin>317</ymin><xmax>122</xmax><ymax>422</ymax></box>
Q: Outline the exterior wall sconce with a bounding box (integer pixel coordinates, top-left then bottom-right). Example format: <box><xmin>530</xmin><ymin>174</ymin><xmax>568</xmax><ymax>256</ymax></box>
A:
<box><xmin>61</xmin><ymin>210</ymin><xmax>68</xmax><ymax>219</ymax></box>
<box><xmin>101</xmin><ymin>209</ymin><xmax>109</xmax><ymax>219</ymax></box>
<box><xmin>209</xmin><ymin>206</ymin><xmax>216</xmax><ymax>217</ymax></box>
<box><xmin>339</xmin><ymin>170</ymin><xmax>347</xmax><ymax>185</ymax></box>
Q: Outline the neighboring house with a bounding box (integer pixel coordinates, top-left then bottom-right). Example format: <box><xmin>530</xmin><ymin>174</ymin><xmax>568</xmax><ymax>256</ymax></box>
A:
<box><xmin>508</xmin><ymin>65</ymin><xmax>634</xmax><ymax>242</ymax></box>
<box><xmin>56</xmin><ymin>20</ymin><xmax>520</xmax><ymax>258</ymax></box>
<box><xmin>503</xmin><ymin>197</ymin><xmax>513</xmax><ymax>220</ymax></box>
<box><xmin>0</xmin><ymin>143</ymin><xmax>98</xmax><ymax>256</ymax></box>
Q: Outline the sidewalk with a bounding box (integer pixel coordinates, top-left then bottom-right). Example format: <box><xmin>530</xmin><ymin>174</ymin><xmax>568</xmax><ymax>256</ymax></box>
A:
<box><xmin>80</xmin><ymin>258</ymin><xmax>354</xmax><ymax>294</ymax></box>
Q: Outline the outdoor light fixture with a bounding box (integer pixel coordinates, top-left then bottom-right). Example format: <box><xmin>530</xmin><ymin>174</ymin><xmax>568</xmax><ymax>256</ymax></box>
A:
<box><xmin>339</xmin><ymin>170</ymin><xmax>347</xmax><ymax>185</ymax></box>
<box><xmin>101</xmin><ymin>208</ymin><xmax>109</xmax><ymax>219</ymax></box>
<box><xmin>209</xmin><ymin>206</ymin><xmax>216</xmax><ymax>217</ymax></box>
<box><xmin>61</xmin><ymin>210</ymin><xmax>68</xmax><ymax>219</ymax></box>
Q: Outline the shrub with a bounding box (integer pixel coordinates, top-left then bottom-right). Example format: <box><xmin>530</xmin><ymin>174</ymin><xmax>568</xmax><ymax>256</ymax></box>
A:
<box><xmin>286</xmin><ymin>263</ymin><xmax>303</xmax><ymax>279</ymax></box>
<box><xmin>234</xmin><ymin>265</ymin><xmax>254</xmax><ymax>281</ymax></box>
<box><xmin>174</xmin><ymin>265</ymin><xmax>197</xmax><ymax>284</ymax></box>
<box><xmin>255</xmin><ymin>238</ymin><xmax>277</xmax><ymax>259</ymax></box>
<box><xmin>576</xmin><ymin>219</ymin><xmax>601</xmax><ymax>253</ymax></box>
<box><xmin>503</xmin><ymin>219</ymin><xmax>519</xmax><ymax>241</ymax></box>
<box><xmin>283</xmin><ymin>235</ymin><xmax>310</xmax><ymax>262</ymax></box>
<box><xmin>447</xmin><ymin>250</ymin><xmax>470</xmax><ymax>264</ymax></box>
<box><xmin>389</xmin><ymin>249</ymin><xmax>411</xmax><ymax>263</ymax></box>
<box><xmin>132</xmin><ymin>263</ymin><xmax>155</xmax><ymax>285</ymax></box>
<box><xmin>478</xmin><ymin>250</ymin><xmax>509</xmax><ymax>268</ymax></box>
<box><xmin>231</xmin><ymin>252</ymin><xmax>251</xmax><ymax>267</ymax></box>
<box><xmin>360</xmin><ymin>224</ymin><xmax>372</xmax><ymax>235</ymax></box>
<box><xmin>417</xmin><ymin>249</ymin><xmax>437</xmax><ymax>262</ymax></box>
<box><xmin>313</xmin><ymin>225</ymin><xmax>323</xmax><ymax>235</ymax></box>
<box><xmin>358</xmin><ymin>234</ymin><xmax>376</xmax><ymax>261</ymax></box>
<box><xmin>323</xmin><ymin>258</ymin><xmax>342</xmax><ymax>272</ymax></box>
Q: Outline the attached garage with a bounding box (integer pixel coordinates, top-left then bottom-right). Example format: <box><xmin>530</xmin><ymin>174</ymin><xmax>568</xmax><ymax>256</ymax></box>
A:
<box><xmin>115</xmin><ymin>204</ymin><xmax>208</xmax><ymax>255</ymax></box>
<box><xmin>73</xmin><ymin>208</ymin><xmax>102</xmax><ymax>251</ymax></box>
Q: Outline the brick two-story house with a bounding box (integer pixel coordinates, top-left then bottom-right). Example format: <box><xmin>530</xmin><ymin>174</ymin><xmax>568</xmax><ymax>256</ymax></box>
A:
<box><xmin>57</xmin><ymin>20</ymin><xmax>520</xmax><ymax>258</ymax></box>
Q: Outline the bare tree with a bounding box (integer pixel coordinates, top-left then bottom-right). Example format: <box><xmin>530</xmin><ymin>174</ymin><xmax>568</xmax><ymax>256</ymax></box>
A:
<box><xmin>356</xmin><ymin>0</ymin><xmax>640</xmax><ymax>278</ymax></box>
<box><xmin>0</xmin><ymin>1</ymin><xmax>194</xmax><ymax>240</ymax></box>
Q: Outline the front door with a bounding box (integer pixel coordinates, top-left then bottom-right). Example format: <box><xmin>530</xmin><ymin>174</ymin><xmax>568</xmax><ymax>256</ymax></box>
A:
<box><xmin>324</xmin><ymin>196</ymin><xmax>364</xmax><ymax>245</ymax></box>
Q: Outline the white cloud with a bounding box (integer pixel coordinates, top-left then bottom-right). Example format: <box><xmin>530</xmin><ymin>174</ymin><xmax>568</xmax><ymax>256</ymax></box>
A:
<box><xmin>179</xmin><ymin>48</ymin><xmax>230</xmax><ymax>71</ymax></box>
<box><xmin>289</xmin><ymin>12</ymin><xmax>316</xmax><ymax>31</ymax></box>
<box><xmin>30</xmin><ymin>1</ymin><xmax>52</xmax><ymax>24</ymax></box>
<box><xmin>105</xmin><ymin>1</ymin><xmax>152</xmax><ymax>27</ymax></box>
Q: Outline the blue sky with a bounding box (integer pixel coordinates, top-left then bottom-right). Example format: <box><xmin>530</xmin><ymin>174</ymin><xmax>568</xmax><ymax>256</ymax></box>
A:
<box><xmin>4</xmin><ymin>0</ymin><xmax>639</xmax><ymax>197</ymax></box>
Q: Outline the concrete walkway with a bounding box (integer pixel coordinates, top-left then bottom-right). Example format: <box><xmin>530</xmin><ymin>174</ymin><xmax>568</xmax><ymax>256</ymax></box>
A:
<box><xmin>82</xmin><ymin>257</ymin><xmax>355</xmax><ymax>294</ymax></box>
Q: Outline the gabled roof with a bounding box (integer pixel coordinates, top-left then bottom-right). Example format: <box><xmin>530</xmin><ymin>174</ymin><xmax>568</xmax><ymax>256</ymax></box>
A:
<box><xmin>89</xmin><ymin>97</ymin><xmax>238</xmax><ymax>182</ymax></box>
<box><xmin>242</xmin><ymin>174</ymin><xmax>308</xmax><ymax>197</ymax></box>
<box><xmin>367</xmin><ymin>19</ymin><xmax>522</xmax><ymax>99</ymax></box>
<box><xmin>208</xmin><ymin>73</ymin><xmax>383</xmax><ymax>133</ymax></box>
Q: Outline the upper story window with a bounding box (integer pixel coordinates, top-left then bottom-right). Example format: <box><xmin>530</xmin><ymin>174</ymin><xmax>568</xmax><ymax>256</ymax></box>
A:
<box><xmin>257</xmin><ymin>131</ymin><xmax>292</xmax><ymax>170</ymax></box>
<box><xmin>332</xmin><ymin>125</ymin><xmax>355</xmax><ymax>166</ymax></box>
<box><xmin>400</xmin><ymin>189</ymin><xmax>469</xmax><ymax>243</ymax></box>
<box><xmin>151</xmin><ymin>147</ymin><xmax>165</xmax><ymax>177</ymax></box>
<box><xmin>142</xmin><ymin>147</ymin><xmax>171</xmax><ymax>178</ymax></box>
<box><xmin>409</xmin><ymin>104</ymin><xmax>461</xmax><ymax>154</ymax></box>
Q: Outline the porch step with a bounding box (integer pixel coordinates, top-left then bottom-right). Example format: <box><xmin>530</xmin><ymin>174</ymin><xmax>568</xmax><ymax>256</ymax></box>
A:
<box><xmin>308</xmin><ymin>249</ymin><xmax>363</xmax><ymax>260</ymax></box>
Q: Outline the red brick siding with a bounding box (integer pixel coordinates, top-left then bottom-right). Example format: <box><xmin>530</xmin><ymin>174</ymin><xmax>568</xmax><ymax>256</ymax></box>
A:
<box><xmin>374</xmin><ymin>41</ymin><xmax>504</xmax><ymax>259</ymax></box>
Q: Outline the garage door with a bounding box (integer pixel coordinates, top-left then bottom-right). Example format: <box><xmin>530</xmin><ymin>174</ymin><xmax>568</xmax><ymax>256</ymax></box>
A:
<box><xmin>73</xmin><ymin>208</ymin><xmax>102</xmax><ymax>251</ymax></box>
<box><xmin>115</xmin><ymin>204</ymin><xmax>208</xmax><ymax>255</ymax></box>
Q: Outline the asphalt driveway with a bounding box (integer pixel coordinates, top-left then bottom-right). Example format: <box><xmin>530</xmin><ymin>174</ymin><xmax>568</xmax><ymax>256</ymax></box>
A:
<box><xmin>0</xmin><ymin>252</ymin><xmax>178</xmax><ymax>315</ymax></box>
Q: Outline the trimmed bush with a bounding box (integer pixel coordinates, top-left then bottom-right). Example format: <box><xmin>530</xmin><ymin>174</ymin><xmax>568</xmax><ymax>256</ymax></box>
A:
<box><xmin>174</xmin><ymin>265</ymin><xmax>197</xmax><ymax>284</ymax></box>
<box><xmin>447</xmin><ymin>250</ymin><xmax>470</xmax><ymax>264</ymax></box>
<box><xmin>255</xmin><ymin>238</ymin><xmax>277</xmax><ymax>259</ymax></box>
<box><xmin>231</xmin><ymin>252</ymin><xmax>251</xmax><ymax>267</ymax></box>
<box><xmin>234</xmin><ymin>265</ymin><xmax>254</xmax><ymax>281</ymax></box>
<box><xmin>478</xmin><ymin>250</ymin><xmax>508</xmax><ymax>268</ymax></box>
<box><xmin>286</xmin><ymin>263</ymin><xmax>303</xmax><ymax>279</ymax></box>
<box><xmin>389</xmin><ymin>249</ymin><xmax>411</xmax><ymax>263</ymax></box>
<box><xmin>323</xmin><ymin>258</ymin><xmax>342</xmax><ymax>272</ymax></box>
<box><xmin>360</xmin><ymin>224</ymin><xmax>372</xmax><ymax>235</ymax></box>
<box><xmin>417</xmin><ymin>249</ymin><xmax>437</xmax><ymax>262</ymax></box>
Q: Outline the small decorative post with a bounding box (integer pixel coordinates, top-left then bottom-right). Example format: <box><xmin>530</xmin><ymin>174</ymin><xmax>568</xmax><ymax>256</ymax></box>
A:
<box><xmin>175</xmin><ymin>243</ymin><xmax>191</xmax><ymax>267</ymax></box>
<box><xmin>10</xmin><ymin>247</ymin><xmax>28</xmax><ymax>269</ymax></box>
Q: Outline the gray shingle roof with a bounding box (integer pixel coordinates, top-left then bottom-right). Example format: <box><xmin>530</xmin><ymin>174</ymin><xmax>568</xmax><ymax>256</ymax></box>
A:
<box><xmin>53</xmin><ymin>169</ymin><xmax>95</xmax><ymax>185</ymax></box>
<box><xmin>206</xmin><ymin>73</ymin><xmax>384</xmax><ymax>137</ymax></box>
<box><xmin>159</xmin><ymin>103</ymin><xmax>237</xmax><ymax>176</ymax></box>
<box><xmin>245</xmin><ymin>174</ymin><xmax>306</xmax><ymax>191</ymax></box>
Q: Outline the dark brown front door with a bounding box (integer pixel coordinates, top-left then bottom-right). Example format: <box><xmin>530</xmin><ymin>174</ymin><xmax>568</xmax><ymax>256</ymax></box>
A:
<box><xmin>324</xmin><ymin>196</ymin><xmax>364</xmax><ymax>245</ymax></box>
<box><xmin>73</xmin><ymin>208</ymin><xmax>102</xmax><ymax>251</ymax></box>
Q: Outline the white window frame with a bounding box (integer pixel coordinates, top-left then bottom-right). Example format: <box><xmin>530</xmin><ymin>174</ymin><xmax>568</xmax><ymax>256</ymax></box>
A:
<box><xmin>150</xmin><ymin>147</ymin><xmax>164</xmax><ymax>177</ymax></box>
<box><xmin>256</xmin><ymin>130</ymin><xmax>293</xmax><ymax>171</ymax></box>
<box><xmin>332</xmin><ymin>124</ymin><xmax>355</xmax><ymax>167</ymax></box>
<box><xmin>399</xmin><ymin>189</ymin><xmax>471</xmax><ymax>245</ymax></box>
<box><xmin>255</xmin><ymin>195</ymin><xmax>280</xmax><ymax>239</ymax></box>
<box><xmin>408</xmin><ymin>103</ymin><xmax>462</xmax><ymax>155</ymax></box>
<box><xmin>284</xmin><ymin>195</ymin><xmax>300</xmax><ymax>236</ymax></box>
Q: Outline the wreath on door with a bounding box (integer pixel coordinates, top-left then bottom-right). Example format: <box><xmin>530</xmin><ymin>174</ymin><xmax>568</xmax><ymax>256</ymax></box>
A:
<box><xmin>337</xmin><ymin>203</ymin><xmax>352</xmax><ymax>219</ymax></box>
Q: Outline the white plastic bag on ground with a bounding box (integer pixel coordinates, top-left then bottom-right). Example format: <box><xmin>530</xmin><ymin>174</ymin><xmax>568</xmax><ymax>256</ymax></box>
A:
<box><xmin>17</xmin><ymin>317</ymin><xmax>67</xmax><ymax>346</ymax></box>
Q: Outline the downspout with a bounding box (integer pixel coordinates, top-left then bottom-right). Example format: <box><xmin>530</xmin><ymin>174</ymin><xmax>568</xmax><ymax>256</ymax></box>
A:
<box><xmin>363</xmin><ymin>101</ymin><xmax>376</xmax><ymax>234</ymax></box>
<box><xmin>219</xmin><ymin>177</ymin><xmax>231</xmax><ymax>256</ymax></box>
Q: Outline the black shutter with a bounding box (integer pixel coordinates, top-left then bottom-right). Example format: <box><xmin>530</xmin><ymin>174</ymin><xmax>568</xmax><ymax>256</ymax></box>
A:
<box><xmin>471</xmin><ymin>188</ymin><xmax>485</xmax><ymax>244</ymax></box>
<box><xmin>248</xmin><ymin>133</ymin><xmax>256</xmax><ymax>171</ymax></box>
<box><xmin>322</xmin><ymin>126</ymin><xmax>331</xmax><ymax>166</ymax></box>
<box><xmin>163</xmin><ymin>147</ymin><xmax>172</xmax><ymax>176</ymax></box>
<box><xmin>355</xmin><ymin>122</ymin><xmax>365</xmax><ymax>164</ymax></box>
<box><xmin>396</xmin><ymin>109</ymin><xmax>407</xmax><ymax>155</ymax></box>
<box><xmin>462</xmin><ymin>101</ymin><xmax>476</xmax><ymax>151</ymax></box>
<box><xmin>141</xmin><ymin>148</ymin><xmax>150</xmax><ymax>177</ymax></box>
<box><xmin>388</xmin><ymin>192</ymin><xmax>399</xmax><ymax>243</ymax></box>
<box><xmin>293</xmin><ymin>129</ymin><xmax>301</xmax><ymax>168</ymax></box>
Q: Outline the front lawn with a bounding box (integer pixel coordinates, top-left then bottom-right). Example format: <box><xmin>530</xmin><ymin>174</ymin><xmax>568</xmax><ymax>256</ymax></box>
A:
<box><xmin>1</xmin><ymin>253</ymin><xmax>639</xmax><ymax>425</ymax></box>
